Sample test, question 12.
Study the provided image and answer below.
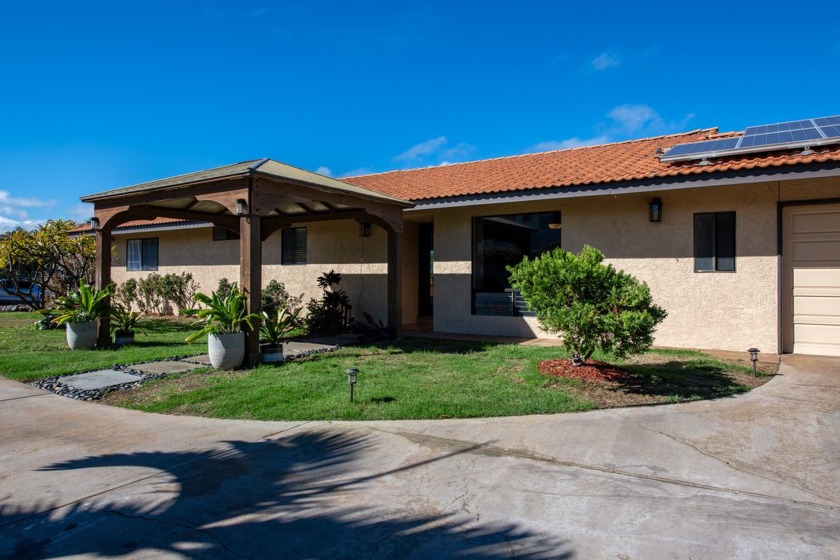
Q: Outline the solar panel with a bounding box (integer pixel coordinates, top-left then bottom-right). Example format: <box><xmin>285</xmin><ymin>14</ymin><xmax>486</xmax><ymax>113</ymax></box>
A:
<box><xmin>660</xmin><ymin>114</ymin><xmax>840</xmax><ymax>163</ymax></box>
<box><xmin>660</xmin><ymin>138</ymin><xmax>740</xmax><ymax>159</ymax></box>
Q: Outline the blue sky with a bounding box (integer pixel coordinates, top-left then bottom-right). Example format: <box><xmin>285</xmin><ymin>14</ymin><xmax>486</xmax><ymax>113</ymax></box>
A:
<box><xmin>1</xmin><ymin>1</ymin><xmax>838</xmax><ymax>230</ymax></box>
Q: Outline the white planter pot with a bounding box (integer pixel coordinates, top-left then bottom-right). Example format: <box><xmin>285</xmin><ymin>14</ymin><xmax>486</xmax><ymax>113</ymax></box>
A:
<box><xmin>261</xmin><ymin>343</ymin><xmax>284</xmax><ymax>364</ymax></box>
<box><xmin>208</xmin><ymin>332</ymin><xmax>245</xmax><ymax>370</ymax></box>
<box><xmin>67</xmin><ymin>321</ymin><xmax>97</xmax><ymax>350</ymax></box>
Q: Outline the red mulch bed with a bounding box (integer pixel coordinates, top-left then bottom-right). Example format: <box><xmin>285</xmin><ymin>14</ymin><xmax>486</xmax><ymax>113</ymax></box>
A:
<box><xmin>537</xmin><ymin>359</ymin><xmax>628</xmax><ymax>382</ymax></box>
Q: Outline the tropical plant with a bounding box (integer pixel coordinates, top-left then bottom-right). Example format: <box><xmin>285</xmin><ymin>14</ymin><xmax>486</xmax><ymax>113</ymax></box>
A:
<box><xmin>110</xmin><ymin>305</ymin><xmax>145</xmax><ymax>337</ymax></box>
<box><xmin>184</xmin><ymin>288</ymin><xmax>261</xmax><ymax>344</ymax></box>
<box><xmin>51</xmin><ymin>280</ymin><xmax>113</xmax><ymax>325</ymax></box>
<box><xmin>260</xmin><ymin>305</ymin><xmax>302</xmax><ymax>346</ymax></box>
<box><xmin>304</xmin><ymin>270</ymin><xmax>353</xmax><ymax>334</ymax></box>
<box><xmin>507</xmin><ymin>245</ymin><xmax>667</xmax><ymax>366</ymax></box>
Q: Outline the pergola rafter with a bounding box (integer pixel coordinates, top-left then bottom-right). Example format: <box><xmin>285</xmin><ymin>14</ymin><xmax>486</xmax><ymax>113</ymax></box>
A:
<box><xmin>82</xmin><ymin>159</ymin><xmax>413</xmax><ymax>365</ymax></box>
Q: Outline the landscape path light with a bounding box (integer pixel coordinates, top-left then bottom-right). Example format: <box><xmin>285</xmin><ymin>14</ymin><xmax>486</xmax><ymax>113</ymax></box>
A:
<box><xmin>346</xmin><ymin>367</ymin><xmax>359</xmax><ymax>403</ymax></box>
<box><xmin>748</xmin><ymin>348</ymin><xmax>760</xmax><ymax>376</ymax></box>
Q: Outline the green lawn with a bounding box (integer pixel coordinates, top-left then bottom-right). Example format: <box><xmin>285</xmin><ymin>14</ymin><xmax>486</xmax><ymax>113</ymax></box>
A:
<box><xmin>0</xmin><ymin>312</ymin><xmax>769</xmax><ymax>421</ymax></box>
<box><xmin>0</xmin><ymin>312</ymin><xmax>204</xmax><ymax>381</ymax></box>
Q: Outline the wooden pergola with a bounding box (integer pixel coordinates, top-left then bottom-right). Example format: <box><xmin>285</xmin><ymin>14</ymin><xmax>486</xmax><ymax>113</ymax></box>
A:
<box><xmin>81</xmin><ymin>159</ymin><xmax>413</xmax><ymax>365</ymax></box>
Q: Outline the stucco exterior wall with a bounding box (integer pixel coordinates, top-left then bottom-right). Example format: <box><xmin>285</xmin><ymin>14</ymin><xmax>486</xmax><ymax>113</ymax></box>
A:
<box><xmin>112</xmin><ymin>220</ymin><xmax>392</xmax><ymax>322</ymax></box>
<box><xmin>428</xmin><ymin>177</ymin><xmax>839</xmax><ymax>353</ymax></box>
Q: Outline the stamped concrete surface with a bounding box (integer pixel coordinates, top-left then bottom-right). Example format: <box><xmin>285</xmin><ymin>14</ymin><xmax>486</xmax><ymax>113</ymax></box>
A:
<box><xmin>0</xmin><ymin>355</ymin><xmax>838</xmax><ymax>559</ymax></box>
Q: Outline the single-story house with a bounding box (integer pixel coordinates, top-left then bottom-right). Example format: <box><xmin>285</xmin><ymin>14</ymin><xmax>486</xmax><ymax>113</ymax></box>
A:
<box><xmin>80</xmin><ymin>115</ymin><xmax>840</xmax><ymax>362</ymax></box>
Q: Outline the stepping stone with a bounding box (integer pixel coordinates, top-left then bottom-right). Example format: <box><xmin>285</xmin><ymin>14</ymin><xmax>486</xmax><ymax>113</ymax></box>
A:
<box><xmin>61</xmin><ymin>370</ymin><xmax>144</xmax><ymax>391</ymax></box>
<box><xmin>129</xmin><ymin>361</ymin><xmax>202</xmax><ymax>375</ymax></box>
<box><xmin>284</xmin><ymin>341</ymin><xmax>339</xmax><ymax>356</ymax></box>
<box><xmin>181</xmin><ymin>355</ymin><xmax>212</xmax><ymax>366</ymax></box>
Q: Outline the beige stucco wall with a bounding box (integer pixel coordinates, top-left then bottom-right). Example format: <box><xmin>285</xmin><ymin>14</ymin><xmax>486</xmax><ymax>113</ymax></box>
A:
<box><xmin>112</xmin><ymin>220</ymin><xmax>392</xmax><ymax>322</ymax></box>
<box><xmin>109</xmin><ymin>175</ymin><xmax>839</xmax><ymax>352</ymax></box>
<box><xmin>427</xmin><ymin>176</ymin><xmax>840</xmax><ymax>354</ymax></box>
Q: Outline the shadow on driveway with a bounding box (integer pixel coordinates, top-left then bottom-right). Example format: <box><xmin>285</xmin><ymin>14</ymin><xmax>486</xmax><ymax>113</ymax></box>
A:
<box><xmin>2</xmin><ymin>429</ymin><xmax>573</xmax><ymax>559</ymax></box>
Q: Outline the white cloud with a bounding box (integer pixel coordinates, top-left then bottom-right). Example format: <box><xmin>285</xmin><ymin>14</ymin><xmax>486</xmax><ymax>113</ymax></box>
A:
<box><xmin>526</xmin><ymin>104</ymin><xmax>695</xmax><ymax>154</ymax></box>
<box><xmin>314</xmin><ymin>166</ymin><xmax>333</xmax><ymax>177</ymax></box>
<box><xmin>0</xmin><ymin>191</ymin><xmax>54</xmax><ymax>209</ymax></box>
<box><xmin>394</xmin><ymin>136</ymin><xmax>448</xmax><ymax>162</ymax></box>
<box><xmin>440</xmin><ymin>142</ymin><xmax>477</xmax><ymax>161</ymax></box>
<box><xmin>339</xmin><ymin>167</ymin><xmax>374</xmax><ymax>178</ymax></box>
<box><xmin>607</xmin><ymin>104</ymin><xmax>695</xmax><ymax>136</ymax></box>
<box><xmin>0</xmin><ymin>216</ymin><xmax>42</xmax><ymax>232</ymax></box>
<box><xmin>393</xmin><ymin>136</ymin><xmax>477</xmax><ymax>167</ymax></box>
<box><xmin>592</xmin><ymin>51</ymin><xmax>621</xmax><ymax>71</ymax></box>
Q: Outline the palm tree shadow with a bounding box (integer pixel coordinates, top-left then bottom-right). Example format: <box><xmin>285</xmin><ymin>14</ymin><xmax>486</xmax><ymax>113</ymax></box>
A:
<box><xmin>2</xmin><ymin>430</ymin><xmax>573</xmax><ymax>559</ymax></box>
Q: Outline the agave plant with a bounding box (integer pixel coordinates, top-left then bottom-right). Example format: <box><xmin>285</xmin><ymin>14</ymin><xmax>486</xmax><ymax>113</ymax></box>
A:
<box><xmin>184</xmin><ymin>289</ymin><xmax>261</xmax><ymax>344</ymax></box>
<box><xmin>260</xmin><ymin>305</ymin><xmax>301</xmax><ymax>346</ymax></box>
<box><xmin>51</xmin><ymin>280</ymin><xmax>112</xmax><ymax>325</ymax></box>
<box><xmin>110</xmin><ymin>305</ymin><xmax>145</xmax><ymax>337</ymax></box>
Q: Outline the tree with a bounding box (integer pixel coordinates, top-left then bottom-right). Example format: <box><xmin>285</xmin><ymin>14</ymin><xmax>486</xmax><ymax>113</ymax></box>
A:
<box><xmin>0</xmin><ymin>220</ymin><xmax>96</xmax><ymax>309</ymax></box>
<box><xmin>507</xmin><ymin>245</ymin><xmax>667</xmax><ymax>365</ymax></box>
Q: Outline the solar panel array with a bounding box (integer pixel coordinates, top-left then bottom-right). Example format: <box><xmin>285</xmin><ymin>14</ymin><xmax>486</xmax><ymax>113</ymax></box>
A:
<box><xmin>660</xmin><ymin>115</ymin><xmax>840</xmax><ymax>162</ymax></box>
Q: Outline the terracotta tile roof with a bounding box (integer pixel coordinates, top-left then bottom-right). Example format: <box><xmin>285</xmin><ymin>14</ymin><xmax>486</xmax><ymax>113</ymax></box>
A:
<box><xmin>344</xmin><ymin>128</ymin><xmax>840</xmax><ymax>201</ymax></box>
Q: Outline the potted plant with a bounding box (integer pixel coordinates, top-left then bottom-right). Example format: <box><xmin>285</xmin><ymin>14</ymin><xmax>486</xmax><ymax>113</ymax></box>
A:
<box><xmin>259</xmin><ymin>304</ymin><xmax>301</xmax><ymax>363</ymax></box>
<box><xmin>51</xmin><ymin>280</ymin><xmax>112</xmax><ymax>349</ymax></box>
<box><xmin>110</xmin><ymin>305</ymin><xmax>144</xmax><ymax>347</ymax></box>
<box><xmin>185</xmin><ymin>288</ymin><xmax>260</xmax><ymax>370</ymax></box>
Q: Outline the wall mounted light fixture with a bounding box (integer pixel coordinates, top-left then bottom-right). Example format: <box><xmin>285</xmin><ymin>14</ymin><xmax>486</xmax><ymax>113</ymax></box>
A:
<box><xmin>89</xmin><ymin>217</ymin><xmax>100</xmax><ymax>231</ymax></box>
<box><xmin>235</xmin><ymin>199</ymin><xmax>248</xmax><ymax>216</ymax></box>
<box><xmin>648</xmin><ymin>198</ymin><xmax>663</xmax><ymax>222</ymax></box>
<box><xmin>359</xmin><ymin>222</ymin><xmax>372</xmax><ymax>237</ymax></box>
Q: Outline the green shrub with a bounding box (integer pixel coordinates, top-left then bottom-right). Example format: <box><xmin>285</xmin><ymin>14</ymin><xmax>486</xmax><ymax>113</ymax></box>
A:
<box><xmin>216</xmin><ymin>277</ymin><xmax>235</xmax><ymax>301</ymax></box>
<box><xmin>261</xmin><ymin>279</ymin><xmax>303</xmax><ymax>318</ymax></box>
<box><xmin>507</xmin><ymin>245</ymin><xmax>667</xmax><ymax>365</ymax></box>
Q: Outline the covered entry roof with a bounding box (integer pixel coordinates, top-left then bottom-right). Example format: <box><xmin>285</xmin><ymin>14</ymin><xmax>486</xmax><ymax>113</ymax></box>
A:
<box><xmin>82</xmin><ymin>158</ymin><xmax>412</xmax><ymax>234</ymax></box>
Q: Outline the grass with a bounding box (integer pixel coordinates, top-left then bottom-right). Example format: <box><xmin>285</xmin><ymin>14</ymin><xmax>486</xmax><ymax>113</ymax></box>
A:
<box><xmin>0</xmin><ymin>312</ymin><xmax>773</xmax><ymax>421</ymax></box>
<box><xmin>0</xmin><ymin>312</ymin><xmax>204</xmax><ymax>381</ymax></box>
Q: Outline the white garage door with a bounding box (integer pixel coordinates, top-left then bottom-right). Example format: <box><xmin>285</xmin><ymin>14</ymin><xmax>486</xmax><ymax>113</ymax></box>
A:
<box><xmin>783</xmin><ymin>203</ymin><xmax>840</xmax><ymax>356</ymax></box>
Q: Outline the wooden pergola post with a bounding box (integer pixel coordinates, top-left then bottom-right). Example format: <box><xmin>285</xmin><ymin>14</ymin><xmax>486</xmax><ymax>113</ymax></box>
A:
<box><xmin>95</xmin><ymin>225</ymin><xmax>112</xmax><ymax>347</ymax></box>
<box><xmin>387</xmin><ymin>228</ymin><xmax>403</xmax><ymax>339</ymax></box>
<box><xmin>240</xmin><ymin>212</ymin><xmax>262</xmax><ymax>366</ymax></box>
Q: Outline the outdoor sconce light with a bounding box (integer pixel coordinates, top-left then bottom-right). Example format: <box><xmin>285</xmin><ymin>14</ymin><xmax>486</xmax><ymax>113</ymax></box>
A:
<box><xmin>89</xmin><ymin>217</ymin><xmax>100</xmax><ymax>231</ymax></box>
<box><xmin>235</xmin><ymin>198</ymin><xmax>248</xmax><ymax>216</ymax></box>
<box><xmin>648</xmin><ymin>198</ymin><xmax>663</xmax><ymax>222</ymax></box>
<box><xmin>359</xmin><ymin>222</ymin><xmax>372</xmax><ymax>237</ymax></box>
<box><xmin>346</xmin><ymin>367</ymin><xmax>359</xmax><ymax>402</ymax></box>
<box><xmin>748</xmin><ymin>348</ymin><xmax>760</xmax><ymax>376</ymax></box>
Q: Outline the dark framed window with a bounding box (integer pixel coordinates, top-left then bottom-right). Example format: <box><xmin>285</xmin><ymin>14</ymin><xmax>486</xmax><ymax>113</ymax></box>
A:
<box><xmin>126</xmin><ymin>238</ymin><xmax>159</xmax><ymax>271</ymax></box>
<box><xmin>212</xmin><ymin>226</ymin><xmax>240</xmax><ymax>241</ymax></box>
<box><xmin>694</xmin><ymin>212</ymin><xmax>735</xmax><ymax>272</ymax></box>
<box><xmin>281</xmin><ymin>227</ymin><xmax>307</xmax><ymax>265</ymax></box>
<box><xmin>472</xmin><ymin>211</ymin><xmax>561</xmax><ymax>315</ymax></box>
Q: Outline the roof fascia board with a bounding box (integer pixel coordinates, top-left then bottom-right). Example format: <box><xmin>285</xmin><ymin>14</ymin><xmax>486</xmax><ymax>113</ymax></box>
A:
<box><xmin>406</xmin><ymin>163</ymin><xmax>840</xmax><ymax>211</ymax></box>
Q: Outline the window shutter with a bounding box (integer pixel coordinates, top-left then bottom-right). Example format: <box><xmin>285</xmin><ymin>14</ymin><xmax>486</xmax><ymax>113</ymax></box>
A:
<box><xmin>282</xmin><ymin>228</ymin><xmax>307</xmax><ymax>265</ymax></box>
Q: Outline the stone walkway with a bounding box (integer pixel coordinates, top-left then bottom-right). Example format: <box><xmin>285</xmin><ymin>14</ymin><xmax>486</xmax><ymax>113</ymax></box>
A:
<box><xmin>37</xmin><ymin>338</ymin><xmax>348</xmax><ymax>400</ymax></box>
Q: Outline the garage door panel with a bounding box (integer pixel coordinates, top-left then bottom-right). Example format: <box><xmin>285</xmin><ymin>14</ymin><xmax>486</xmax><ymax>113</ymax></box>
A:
<box><xmin>784</xmin><ymin>203</ymin><xmax>840</xmax><ymax>357</ymax></box>
<box><xmin>791</xmin><ymin>211</ymin><xmax>840</xmax><ymax>234</ymax></box>
<box><xmin>794</xmin><ymin>296</ymin><xmax>840</xmax><ymax>318</ymax></box>
<box><xmin>791</xmin><ymin>240</ymin><xmax>840</xmax><ymax>263</ymax></box>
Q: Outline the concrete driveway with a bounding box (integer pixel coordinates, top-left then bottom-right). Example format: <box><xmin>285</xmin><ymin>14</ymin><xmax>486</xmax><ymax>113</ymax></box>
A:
<box><xmin>1</xmin><ymin>355</ymin><xmax>838</xmax><ymax>559</ymax></box>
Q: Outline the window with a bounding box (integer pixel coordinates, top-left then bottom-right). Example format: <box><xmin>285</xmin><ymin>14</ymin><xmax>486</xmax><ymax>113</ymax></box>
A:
<box><xmin>212</xmin><ymin>226</ymin><xmax>240</xmax><ymax>241</ymax></box>
<box><xmin>472</xmin><ymin>212</ymin><xmax>561</xmax><ymax>315</ymax></box>
<box><xmin>694</xmin><ymin>212</ymin><xmax>735</xmax><ymax>272</ymax></box>
<box><xmin>281</xmin><ymin>227</ymin><xmax>307</xmax><ymax>265</ymax></box>
<box><xmin>126</xmin><ymin>238</ymin><xmax>159</xmax><ymax>271</ymax></box>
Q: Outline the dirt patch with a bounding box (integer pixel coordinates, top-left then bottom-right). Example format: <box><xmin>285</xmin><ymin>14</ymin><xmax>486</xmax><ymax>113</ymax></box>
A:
<box><xmin>99</xmin><ymin>370</ymin><xmax>223</xmax><ymax>408</ymax></box>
